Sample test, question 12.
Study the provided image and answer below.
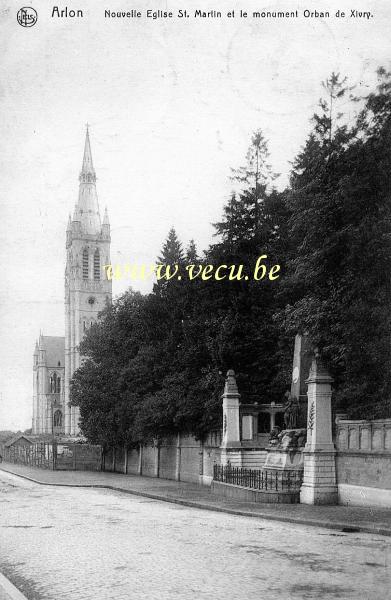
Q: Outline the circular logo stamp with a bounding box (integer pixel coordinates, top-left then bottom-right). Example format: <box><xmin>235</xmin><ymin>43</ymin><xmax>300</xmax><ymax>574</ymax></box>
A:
<box><xmin>17</xmin><ymin>7</ymin><xmax>38</xmax><ymax>27</ymax></box>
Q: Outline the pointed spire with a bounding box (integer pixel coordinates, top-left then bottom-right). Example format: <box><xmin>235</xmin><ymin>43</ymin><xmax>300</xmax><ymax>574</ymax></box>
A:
<box><xmin>79</xmin><ymin>124</ymin><xmax>96</xmax><ymax>183</ymax></box>
<box><xmin>103</xmin><ymin>206</ymin><xmax>110</xmax><ymax>226</ymax></box>
<box><xmin>73</xmin><ymin>126</ymin><xmax>101</xmax><ymax>234</ymax></box>
<box><xmin>67</xmin><ymin>214</ymin><xmax>72</xmax><ymax>230</ymax></box>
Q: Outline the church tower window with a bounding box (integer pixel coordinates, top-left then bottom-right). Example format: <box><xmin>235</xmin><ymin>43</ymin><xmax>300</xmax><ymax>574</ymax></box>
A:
<box><xmin>93</xmin><ymin>249</ymin><xmax>100</xmax><ymax>280</ymax></box>
<box><xmin>50</xmin><ymin>372</ymin><xmax>61</xmax><ymax>394</ymax></box>
<box><xmin>82</xmin><ymin>249</ymin><xmax>89</xmax><ymax>279</ymax></box>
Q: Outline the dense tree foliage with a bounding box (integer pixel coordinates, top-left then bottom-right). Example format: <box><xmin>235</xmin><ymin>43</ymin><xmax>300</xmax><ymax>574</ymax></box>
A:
<box><xmin>277</xmin><ymin>69</ymin><xmax>391</xmax><ymax>417</ymax></box>
<box><xmin>71</xmin><ymin>68</ymin><xmax>391</xmax><ymax>447</ymax></box>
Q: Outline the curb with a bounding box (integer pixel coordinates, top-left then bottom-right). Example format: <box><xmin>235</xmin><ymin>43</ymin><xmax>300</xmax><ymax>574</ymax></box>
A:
<box><xmin>0</xmin><ymin>572</ymin><xmax>29</xmax><ymax>600</ymax></box>
<box><xmin>1</xmin><ymin>467</ymin><xmax>390</xmax><ymax>537</ymax></box>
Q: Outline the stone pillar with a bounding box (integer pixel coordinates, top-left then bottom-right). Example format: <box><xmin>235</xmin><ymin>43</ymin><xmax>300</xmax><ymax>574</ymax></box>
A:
<box><xmin>300</xmin><ymin>355</ymin><xmax>338</xmax><ymax>505</ymax></box>
<box><xmin>175</xmin><ymin>433</ymin><xmax>181</xmax><ymax>481</ymax></box>
<box><xmin>124</xmin><ymin>446</ymin><xmax>128</xmax><ymax>475</ymax></box>
<box><xmin>199</xmin><ymin>440</ymin><xmax>204</xmax><ymax>483</ymax></box>
<box><xmin>154</xmin><ymin>440</ymin><xmax>160</xmax><ymax>478</ymax></box>
<box><xmin>221</xmin><ymin>370</ymin><xmax>242</xmax><ymax>466</ymax></box>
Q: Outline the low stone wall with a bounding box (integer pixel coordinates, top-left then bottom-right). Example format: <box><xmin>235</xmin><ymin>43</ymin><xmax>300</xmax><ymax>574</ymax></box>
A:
<box><xmin>211</xmin><ymin>480</ymin><xmax>300</xmax><ymax>504</ymax></box>
<box><xmin>336</xmin><ymin>451</ymin><xmax>391</xmax><ymax>489</ymax></box>
<box><xmin>335</xmin><ymin>418</ymin><xmax>391</xmax><ymax>507</ymax></box>
<box><xmin>103</xmin><ymin>431</ymin><xmax>222</xmax><ymax>486</ymax></box>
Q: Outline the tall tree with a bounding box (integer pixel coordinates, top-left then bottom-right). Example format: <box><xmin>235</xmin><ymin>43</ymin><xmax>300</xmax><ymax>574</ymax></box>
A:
<box><xmin>278</xmin><ymin>70</ymin><xmax>391</xmax><ymax>417</ymax></box>
<box><xmin>230</xmin><ymin>129</ymin><xmax>278</xmax><ymax>237</ymax></box>
<box><xmin>157</xmin><ymin>227</ymin><xmax>184</xmax><ymax>265</ymax></box>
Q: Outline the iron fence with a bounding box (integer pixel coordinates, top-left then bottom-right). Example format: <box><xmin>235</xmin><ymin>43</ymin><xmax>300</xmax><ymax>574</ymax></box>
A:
<box><xmin>1</xmin><ymin>442</ymin><xmax>102</xmax><ymax>471</ymax></box>
<box><xmin>213</xmin><ymin>464</ymin><xmax>302</xmax><ymax>491</ymax></box>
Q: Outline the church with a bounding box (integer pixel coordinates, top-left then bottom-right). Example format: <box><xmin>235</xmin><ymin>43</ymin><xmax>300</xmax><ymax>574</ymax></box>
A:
<box><xmin>32</xmin><ymin>129</ymin><xmax>112</xmax><ymax>437</ymax></box>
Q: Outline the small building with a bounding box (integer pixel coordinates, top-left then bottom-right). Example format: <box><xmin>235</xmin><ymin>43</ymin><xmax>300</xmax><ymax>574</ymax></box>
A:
<box><xmin>4</xmin><ymin>434</ymin><xmax>34</xmax><ymax>448</ymax></box>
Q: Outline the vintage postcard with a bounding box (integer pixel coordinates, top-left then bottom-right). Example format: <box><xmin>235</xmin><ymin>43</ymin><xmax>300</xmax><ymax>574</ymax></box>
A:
<box><xmin>0</xmin><ymin>1</ymin><xmax>390</xmax><ymax>598</ymax></box>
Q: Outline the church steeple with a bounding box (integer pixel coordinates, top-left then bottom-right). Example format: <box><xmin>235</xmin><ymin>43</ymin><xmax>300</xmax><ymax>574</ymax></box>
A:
<box><xmin>65</xmin><ymin>127</ymin><xmax>112</xmax><ymax>436</ymax></box>
<box><xmin>79</xmin><ymin>125</ymin><xmax>96</xmax><ymax>184</ymax></box>
<box><xmin>73</xmin><ymin>126</ymin><xmax>101</xmax><ymax>234</ymax></box>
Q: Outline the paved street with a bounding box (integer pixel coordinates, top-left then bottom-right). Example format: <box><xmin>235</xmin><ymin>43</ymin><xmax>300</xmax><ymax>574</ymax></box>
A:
<box><xmin>0</xmin><ymin>471</ymin><xmax>390</xmax><ymax>600</ymax></box>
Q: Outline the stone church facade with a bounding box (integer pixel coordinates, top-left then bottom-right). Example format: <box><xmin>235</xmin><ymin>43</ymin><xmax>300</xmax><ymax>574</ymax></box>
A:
<box><xmin>32</xmin><ymin>129</ymin><xmax>112</xmax><ymax>436</ymax></box>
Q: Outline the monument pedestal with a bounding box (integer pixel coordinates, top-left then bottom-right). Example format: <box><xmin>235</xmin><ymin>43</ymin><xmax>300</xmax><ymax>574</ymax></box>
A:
<box><xmin>300</xmin><ymin>450</ymin><xmax>338</xmax><ymax>505</ymax></box>
<box><xmin>264</xmin><ymin>428</ymin><xmax>306</xmax><ymax>472</ymax></box>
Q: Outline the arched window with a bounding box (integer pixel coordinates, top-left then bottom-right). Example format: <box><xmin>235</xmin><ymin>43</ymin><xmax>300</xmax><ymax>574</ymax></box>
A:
<box><xmin>93</xmin><ymin>248</ymin><xmax>100</xmax><ymax>280</ymax></box>
<box><xmin>82</xmin><ymin>248</ymin><xmax>89</xmax><ymax>279</ymax></box>
<box><xmin>50</xmin><ymin>372</ymin><xmax>61</xmax><ymax>394</ymax></box>
<box><xmin>53</xmin><ymin>410</ymin><xmax>62</xmax><ymax>427</ymax></box>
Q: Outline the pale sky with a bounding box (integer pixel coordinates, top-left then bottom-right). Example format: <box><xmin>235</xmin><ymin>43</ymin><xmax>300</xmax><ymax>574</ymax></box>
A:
<box><xmin>0</xmin><ymin>0</ymin><xmax>390</xmax><ymax>429</ymax></box>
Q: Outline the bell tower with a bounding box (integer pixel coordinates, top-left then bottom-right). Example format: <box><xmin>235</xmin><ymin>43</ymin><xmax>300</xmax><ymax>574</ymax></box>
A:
<box><xmin>64</xmin><ymin>127</ymin><xmax>112</xmax><ymax>435</ymax></box>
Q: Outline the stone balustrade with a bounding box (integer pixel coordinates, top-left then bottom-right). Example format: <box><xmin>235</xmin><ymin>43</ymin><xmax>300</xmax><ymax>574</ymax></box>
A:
<box><xmin>336</xmin><ymin>418</ymin><xmax>391</xmax><ymax>452</ymax></box>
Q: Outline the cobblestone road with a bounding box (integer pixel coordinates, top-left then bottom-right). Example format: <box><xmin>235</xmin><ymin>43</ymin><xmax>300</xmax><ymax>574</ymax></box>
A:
<box><xmin>0</xmin><ymin>471</ymin><xmax>390</xmax><ymax>600</ymax></box>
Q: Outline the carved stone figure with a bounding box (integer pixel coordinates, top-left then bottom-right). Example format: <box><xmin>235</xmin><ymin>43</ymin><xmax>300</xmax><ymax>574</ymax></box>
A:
<box><xmin>284</xmin><ymin>391</ymin><xmax>300</xmax><ymax>429</ymax></box>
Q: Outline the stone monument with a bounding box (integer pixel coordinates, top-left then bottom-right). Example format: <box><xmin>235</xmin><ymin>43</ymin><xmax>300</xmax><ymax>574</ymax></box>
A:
<box><xmin>264</xmin><ymin>428</ymin><xmax>307</xmax><ymax>471</ymax></box>
<box><xmin>291</xmin><ymin>333</ymin><xmax>312</xmax><ymax>401</ymax></box>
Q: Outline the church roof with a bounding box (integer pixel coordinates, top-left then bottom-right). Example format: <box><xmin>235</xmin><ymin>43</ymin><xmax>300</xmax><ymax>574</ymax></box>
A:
<box><xmin>73</xmin><ymin>127</ymin><xmax>102</xmax><ymax>234</ymax></box>
<box><xmin>39</xmin><ymin>336</ymin><xmax>65</xmax><ymax>367</ymax></box>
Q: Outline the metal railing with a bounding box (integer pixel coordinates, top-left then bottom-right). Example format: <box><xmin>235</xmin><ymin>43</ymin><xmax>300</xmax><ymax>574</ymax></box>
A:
<box><xmin>213</xmin><ymin>464</ymin><xmax>302</xmax><ymax>491</ymax></box>
<box><xmin>1</xmin><ymin>442</ymin><xmax>102</xmax><ymax>471</ymax></box>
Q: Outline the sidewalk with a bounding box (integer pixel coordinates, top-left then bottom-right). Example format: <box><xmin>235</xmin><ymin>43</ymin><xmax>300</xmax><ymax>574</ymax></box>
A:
<box><xmin>0</xmin><ymin>573</ymin><xmax>28</xmax><ymax>600</ymax></box>
<box><xmin>1</xmin><ymin>462</ymin><xmax>391</xmax><ymax>537</ymax></box>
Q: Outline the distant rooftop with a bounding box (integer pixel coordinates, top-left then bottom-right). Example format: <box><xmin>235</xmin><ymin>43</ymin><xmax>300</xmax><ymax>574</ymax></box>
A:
<box><xmin>4</xmin><ymin>433</ymin><xmax>34</xmax><ymax>447</ymax></box>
